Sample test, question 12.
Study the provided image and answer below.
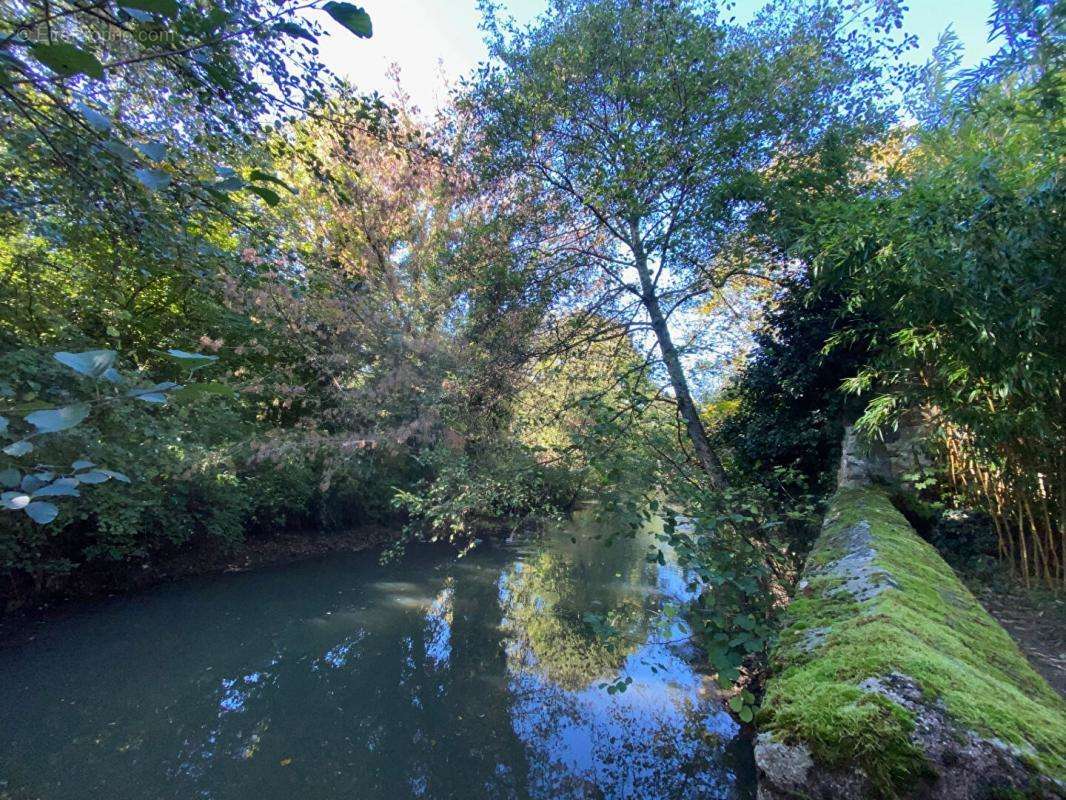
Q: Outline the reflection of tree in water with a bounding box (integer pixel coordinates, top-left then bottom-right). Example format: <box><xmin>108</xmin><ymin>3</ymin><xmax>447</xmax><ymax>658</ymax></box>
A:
<box><xmin>499</xmin><ymin>524</ymin><xmax>755</xmax><ymax>800</ymax></box>
<box><xmin>0</xmin><ymin>527</ymin><xmax>755</xmax><ymax>800</ymax></box>
<box><xmin>501</xmin><ymin>533</ymin><xmax>657</xmax><ymax>692</ymax></box>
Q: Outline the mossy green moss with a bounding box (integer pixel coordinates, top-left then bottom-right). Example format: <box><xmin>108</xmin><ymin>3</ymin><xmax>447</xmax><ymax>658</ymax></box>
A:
<box><xmin>759</xmin><ymin>486</ymin><xmax>1066</xmax><ymax>797</ymax></box>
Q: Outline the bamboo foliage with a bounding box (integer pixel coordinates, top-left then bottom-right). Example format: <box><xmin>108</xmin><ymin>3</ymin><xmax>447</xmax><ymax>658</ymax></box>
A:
<box><xmin>803</xmin><ymin>20</ymin><xmax>1064</xmax><ymax>591</ymax></box>
<box><xmin>942</xmin><ymin>423</ymin><xmax>1064</xmax><ymax>588</ymax></box>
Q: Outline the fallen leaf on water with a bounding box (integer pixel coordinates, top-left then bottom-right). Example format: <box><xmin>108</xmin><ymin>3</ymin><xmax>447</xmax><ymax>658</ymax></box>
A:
<box><xmin>280</xmin><ymin>758</ymin><xmax>293</xmax><ymax>766</ymax></box>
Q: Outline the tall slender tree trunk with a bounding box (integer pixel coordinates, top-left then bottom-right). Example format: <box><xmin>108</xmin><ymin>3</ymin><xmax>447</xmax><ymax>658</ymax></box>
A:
<box><xmin>630</xmin><ymin>230</ymin><xmax>729</xmax><ymax>490</ymax></box>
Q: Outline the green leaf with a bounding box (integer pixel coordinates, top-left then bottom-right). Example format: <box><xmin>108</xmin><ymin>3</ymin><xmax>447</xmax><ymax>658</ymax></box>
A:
<box><xmin>31</xmin><ymin>43</ymin><xmax>104</xmax><ymax>79</ymax></box>
<box><xmin>72</xmin><ymin>459</ymin><xmax>95</xmax><ymax>470</ymax></box>
<box><xmin>54</xmin><ymin>349</ymin><xmax>117</xmax><ymax>378</ymax></box>
<box><xmin>120</xmin><ymin>0</ymin><xmax>178</xmax><ymax>18</ymax></box>
<box><xmin>0</xmin><ymin>468</ymin><xmax>19</xmax><ymax>488</ymax></box>
<box><xmin>249</xmin><ymin>169</ymin><xmax>297</xmax><ymax>194</ymax></box>
<box><xmin>739</xmin><ymin>706</ymin><xmax>754</xmax><ymax>723</ymax></box>
<box><xmin>33</xmin><ymin>482</ymin><xmax>81</xmax><ymax>498</ymax></box>
<box><xmin>98</xmin><ymin>469</ymin><xmax>131</xmax><ymax>483</ymax></box>
<box><xmin>76</xmin><ymin>102</ymin><xmax>111</xmax><ymax>132</ymax></box>
<box><xmin>733</xmin><ymin>613</ymin><xmax>756</xmax><ymax>631</ymax></box>
<box><xmin>1</xmin><ymin>492</ymin><xmax>30</xmax><ymax>510</ymax></box>
<box><xmin>165</xmin><ymin>351</ymin><xmax>218</xmax><ymax>374</ymax></box>
<box><xmin>103</xmin><ymin>139</ymin><xmax>138</xmax><ymax>162</ymax></box>
<box><xmin>275</xmin><ymin>21</ymin><xmax>318</xmax><ymax>43</ymax></box>
<box><xmin>25</xmin><ymin>404</ymin><xmax>90</xmax><ymax>434</ymax></box>
<box><xmin>214</xmin><ymin>176</ymin><xmax>245</xmax><ymax>192</ymax></box>
<box><xmin>128</xmin><ymin>382</ymin><xmax>180</xmax><ymax>402</ymax></box>
<box><xmin>21</xmin><ymin>472</ymin><xmax>52</xmax><ymax>492</ymax></box>
<box><xmin>0</xmin><ymin>415</ymin><xmax>6</xmax><ymax>434</ymax></box>
<box><xmin>728</xmin><ymin>695</ymin><xmax>745</xmax><ymax>713</ymax></box>
<box><xmin>135</xmin><ymin>141</ymin><xmax>168</xmax><ymax>162</ymax></box>
<box><xmin>24</xmin><ymin>502</ymin><xmax>59</xmax><ymax>524</ymax></box>
<box><xmin>134</xmin><ymin>168</ymin><xmax>171</xmax><ymax>191</ymax></box>
<box><xmin>323</xmin><ymin>2</ymin><xmax>372</xmax><ymax>38</ymax></box>
<box><xmin>246</xmin><ymin>185</ymin><xmax>281</xmax><ymax>207</ymax></box>
<box><xmin>2</xmin><ymin>441</ymin><xmax>32</xmax><ymax>457</ymax></box>
<box><xmin>75</xmin><ymin>471</ymin><xmax>111</xmax><ymax>485</ymax></box>
<box><xmin>166</xmin><ymin>349</ymin><xmax>218</xmax><ymax>362</ymax></box>
<box><xmin>121</xmin><ymin>7</ymin><xmax>155</xmax><ymax>22</ymax></box>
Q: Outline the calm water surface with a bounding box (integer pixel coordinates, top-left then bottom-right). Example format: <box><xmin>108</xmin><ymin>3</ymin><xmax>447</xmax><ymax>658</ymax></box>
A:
<box><xmin>0</xmin><ymin>519</ymin><xmax>756</xmax><ymax>800</ymax></box>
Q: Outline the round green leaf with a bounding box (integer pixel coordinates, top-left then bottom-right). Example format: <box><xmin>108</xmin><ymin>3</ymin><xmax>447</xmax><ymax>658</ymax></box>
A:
<box><xmin>1</xmin><ymin>491</ymin><xmax>30</xmax><ymax>510</ymax></box>
<box><xmin>75</xmin><ymin>471</ymin><xmax>111</xmax><ymax>484</ymax></box>
<box><xmin>134</xmin><ymin>168</ymin><xmax>171</xmax><ymax>191</ymax></box>
<box><xmin>25</xmin><ymin>404</ymin><xmax>90</xmax><ymax>434</ymax></box>
<box><xmin>33</xmin><ymin>482</ymin><xmax>81</xmax><ymax>498</ymax></box>
<box><xmin>24</xmin><ymin>502</ymin><xmax>59</xmax><ymax>524</ymax></box>
<box><xmin>246</xmin><ymin>185</ymin><xmax>281</xmax><ymax>207</ymax></box>
<box><xmin>323</xmin><ymin>2</ymin><xmax>372</xmax><ymax>38</ymax></box>
<box><xmin>20</xmin><ymin>472</ymin><xmax>53</xmax><ymax>492</ymax></box>
<box><xmin>2</xmin><ymin>441</ymin><xmax>33</xmax><ymax>457</ymax></box>
<box><xmin>54</xmin><ymin>349</ymin><xmax>117</xmax><ymax>378</ymax></box>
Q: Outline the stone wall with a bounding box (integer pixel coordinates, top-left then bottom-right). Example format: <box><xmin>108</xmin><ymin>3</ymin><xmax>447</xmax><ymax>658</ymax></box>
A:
<box><xmin>754</xmin><ymin>436</ymin><xmax>1066</xmax><ymax>799</ymax></box>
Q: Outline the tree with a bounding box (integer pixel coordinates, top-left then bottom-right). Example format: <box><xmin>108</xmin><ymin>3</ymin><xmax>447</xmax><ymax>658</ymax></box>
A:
<box><xmin>0</xmin><ymin>1</ymin><xmax>380</xmax><ymax>595</ymax></box>
<box><xmin>465</xmin><ymin>0</ymin><xmax>906</xmax><ymax>489</ymax></box>
<box><xmin>798</xmin><ymin>0</ymin><xmax>1066</xmax><ymax>585</ymax></box>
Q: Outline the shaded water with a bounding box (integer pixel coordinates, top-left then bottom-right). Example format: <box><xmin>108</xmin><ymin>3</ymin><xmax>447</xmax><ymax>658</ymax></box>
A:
<box><xmin>0</xmin><ymin>519</ymin><xmax>756</xmax><ymax>800</ymax></box>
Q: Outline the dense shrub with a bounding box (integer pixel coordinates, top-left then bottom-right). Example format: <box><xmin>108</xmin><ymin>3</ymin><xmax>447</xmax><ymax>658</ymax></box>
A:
<box><xmin>713</xmin><ymin>280</ymin><xmax>871</xmax><ymax>498</ymax></box>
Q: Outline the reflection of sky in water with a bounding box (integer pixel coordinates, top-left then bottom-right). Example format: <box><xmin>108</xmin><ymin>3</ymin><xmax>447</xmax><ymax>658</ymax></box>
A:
<box><xmin>500</xmin><ymin>533</ymin><xmax>743</xmax><ymax>800</ymax></box>
<box><xmin>424</xmin><ymin>582</ymin><xmax>454</xmax><ymax>669</ymax></box>
<box><xmin>0</xmin><ymin>521</ymin><xmax>754</xmax><ymax>800</ymax></box>
<box><xmin>314</xmin><ymin>630</ymin><xmax>367</xmax><ymax>671</ymax></box>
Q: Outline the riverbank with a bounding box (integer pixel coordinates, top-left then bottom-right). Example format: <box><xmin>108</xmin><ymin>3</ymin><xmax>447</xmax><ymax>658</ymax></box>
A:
<box><xmin>0</xmin><ymin>526</ymin><xmax>394</xmax><ymax>645</ymax></box>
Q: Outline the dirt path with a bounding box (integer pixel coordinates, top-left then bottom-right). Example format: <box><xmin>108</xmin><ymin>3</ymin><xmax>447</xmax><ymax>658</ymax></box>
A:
<box><xmin>975</xmin><ymin>585</ymin><xmax>1066</xmax><ymax>697</ymax></box>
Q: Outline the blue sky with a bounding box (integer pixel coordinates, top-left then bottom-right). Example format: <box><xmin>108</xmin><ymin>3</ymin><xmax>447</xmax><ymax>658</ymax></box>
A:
<box><xmin>304</xmin><ymin>0</ymin><xmax>998</xmax><ymax>113</ymax></box>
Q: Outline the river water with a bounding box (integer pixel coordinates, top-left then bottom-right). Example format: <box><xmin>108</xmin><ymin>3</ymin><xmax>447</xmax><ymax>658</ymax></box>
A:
<box><xmin>0</xmin><ymin>518</ymin><xmax>756</xmax><ymax>800</ymax></box>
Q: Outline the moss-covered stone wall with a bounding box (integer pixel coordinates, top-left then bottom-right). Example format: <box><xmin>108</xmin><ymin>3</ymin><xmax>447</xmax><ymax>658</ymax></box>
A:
<box><xmin>755</xmin><ymin>485</ymin><xmax>1066</xmax><ymax>799</ymax></box>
